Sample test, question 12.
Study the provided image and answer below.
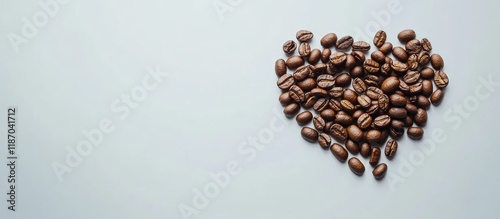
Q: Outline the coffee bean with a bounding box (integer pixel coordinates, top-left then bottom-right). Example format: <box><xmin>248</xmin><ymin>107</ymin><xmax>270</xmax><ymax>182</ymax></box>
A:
<box><xmin>350</xmin><ymin>66</ymin><xmax>364</xmax><ymax>78</ymax></box>
<box><xmin>390</xmin><ymin>60</ymin><xmax>408</xmax><ymax>73</ymax></box>
<box><xmin>405</xmin><ymin>103</ymin><xmax>418</xmax><ymax>115</ymax></box>
<box><xmin>321</xmin><ymin>48</ymin><xmax>332</xmax><ymax>63</ymax></box>
<box><xmin>421</xmin><ymin>80</ymin><xmax>434</xmax><ymax>97</ymax></box>
<box><xmin>409</xmin><ymin>82</ymin><xmax>423</xmax><ymax>95</ymax></box>
<box><xmin>335</xmin><ymin>73</ymin><xmax>352</xmax><ymax>87</ymax></box>
<box><xmin>379</xmin><ymin>42</ymin><xmax>393</xmax><ymax>55</ymax></box>
<box><xmin>285</xmin><ymin>56</ymin><xmax>305</xmax><ymax>69</ymax></box>
<box><xmin>385</xmin><ymin>139</ymin><xmax>398</xmax><ymax>158</ymax></box>
<box><xmin>421</xmin><ymin>38</ymin><xmax>432</xmax><ymax>51</ymax></box>
<box><xmin>336</xmin><ymin>36</ymin><xmax>354</xmax><ymax>50</ymax></box>
<box><xmin>407</xmin><ymin>127</ymin><xmax>424</xmax><ymax>139</ymax></box>
<box><xmin>275</xmin><ymin>59</ymin><xmax>287</xmax><ymax>77</ymax></box>
<box><xmin>364</xmin><ymin>75</ymin><xmax>380</xmax><ymax>87</ymax></box>
<box><xmin>374</xmin><ymin>115</ymin><xmax>391</xmax><ymax>128</ymax></box>
<box><xmin>310</xmin><ymin>88</ymin><xmax>329</xmax><ymax>98</ymax></box>
<box><xmin>380</xmin><ymin>63</ymin><xmax>392</xmax><ymax>76</ymax></box>
<box><xmin>431</xmin><ymin>89</ymin><xmax>444</xmax><ymax>106</ymax></box>
<box><xmin>352</xmin><ymin>41</ymin><xmax>371</xmax><ymax>51</ymax></box>
<box><xmin>313</xmin><ymin>98</ymin><xmax>329</xmax><ymax>112</ymax></box>
<box><xmin>306</xmin><ymin>50</ymin><xmax>320</xmax><ymax>64</ymax></box>
<box><xmin>389</xmin><ymin>94</ymin><xmax>407</xmax><ymax>107</ymax></box>
<box><xmin>404</xmin><ymin>116</ymin><xmax>414</xmax><ymax>127</ymax></box>
<box><xmin>360</xmin><ymin>142</ymin><xmax>371</xmax><ymax>157</ymax></box>
<box><xmin>347</xmin><ymin>125</ymin><xmax>364</xmax><ymax>142</ymax></box>
<box><xmin>358</xmin><ymin>95</ymin><xmax>371</xmax><ymax>108</ymax></box>
<box><xmin>301</xmin><ymin>127</ymin><xmax>318</xmax><ymax>142</ymax></box>
<box><xmin>296</xmin><ymin>78</ymin><xmax>317</xmax><ymax>92</ymax></box>
<box><xmin>330</xmin><ymin>123</ymin><xmax>348</xmax><ymax>142</ymax></box>
<box><xmin>277</xmin><ymin>74</ymin><xmax>295</xmax><ymax>90</ymax></box>
<box><xmin>388</xmin><ymin>107</ymin><xmax>407</xmax><ymax>119</ymax></box>
<box><xmin>289</xmin><ymin>85</ymin><xmax>305</xmax><ymax>103</ymax></box>
<box><xmin>346</xmin><ymin>139</ymin><xmax>360</xmax><ymax>154</ymax></box>
<box><xmin>416</xmin><ymin>95</ymin><xmax>431</xmax><ymax>110</ymax></box>
<box><xmin>292</xmin><ymin>65</ymin><xmax>310</xmax><ymax>81</ymax></box>
<box><xmin>431</xmin><ymin>54</ymin><xmax>444</xmax><ymax>70</ymax></box>
<box><xmin>407</xmin><ymin>54</ymin><xmax>419</xmax><ymax>70</ymax></box>
<box><xmin>405</xmin><ymin>39</ymin><xmax>422</xmax><ymax>54</ymax></box>
<box><xmin>279</xmin><ymin>92</ymin><xmax>294</xmax><ymax>106</ymax></box>
<box><xmin>417</xmin><ymin>51</ymin><xmax>430</xmax><ymax>65</ymax></box>
<box><xmin>363</xmin><ymin>59</ymin><xmax>380</xmax><ymax>74</ymax></box>
<box><xmin>330</xmin><ymin>143</ymin><xmax>348</xmax><ymax>162</ymax></box>
<box><xmin>351</xmin><ymin>51</ymin><xmax>366</xmax><ymax>64</ymax></box>
<box><xmin>318</xmin><ymin>133</ymin><xmax>332</xmax><ymax>149</ymax></box>
<box><xmin>366</xmin><ymin>87</ymin><xmax>383</xmax><ymax>99</ymax></box>
<box><xmin>329</xmin><ymin>99</ymin><xmax>342</xmax><ymax>112</ymax></box>
<box><xmin>353</xmin><ymin>109</ymin><xmax>364</xmax><ymax>119</ymax></box>
<box><xmin>313</xmin><ymin>116</ymin><xmax>326</xmax><ymax>131</ymax></box>
<box><xmin>329</xmin><ymin>87</ymin><xmax>344</xmax><ymax>98</ymax></box>
<box><xmin>380</xmin><ymin>76</ymin><xmax>400</xmax><ymax>94</ymax></box>
<box><xmin>320</xmin><ymin>109</ymin><xmax>336</xmax><ymax>121</ymax></box>
<box><xmin>389</xmin><ymin>127</ymin><xmax>404</xmax><ymax>139</ymax></box>
<box><xmin>373</xmin><ymin>30</ymin><xmax>387</xmax><ymax>47</ymax></box>
<box><xmin>321</xmin><ymin>33</ymin><xmax>337</xmax><ymax>48</ymax></box>
<box><xmin>434</xmin><ymin>70</ymin><xmax>449</xmax><ymax>88</ymax></box>
<box><xmin>397</xmin><ymin>29</ymin><xmax>416</xmax><ymax>43</ymax></box>
<box><xmin>340</xmin><ymin>99</ymin><xmax>356</xmax><ymax>112</ymax></box>
<box><xmin>283</xmin><ymin>103</ymin><xmax>300</xmax><ymax>118</ymax></box>
<box><xmin>334</xmin><ymin>113</ymin><xmax>354</xmax><ymax>126</ymax></box>
<box><xmin>343</xmin><ymin>89</ymin><xmax>358</xmax><ymax>104</ymax></box>
<box><xmin>345</xmin><ymin>54</ymin><xmax>356</xmax><ymax>69</ymax></box>
<box><xmin>296</xmin><ymin>30</ymin><xmax>313</xmax><ymax>42</ymax></box>
<box><xmin>378</xmin><ymin>94</ymin><xmax>390</xmax><ymax>111</ymax></box>
<box><xmin>331</xmin><ymin>52</ymin><xmax>347</xmax><ymax>66</ymax></box>
<box><xmin>369</xmin><ymin>147</ymin><xmax>381</xmax><ymax>166</ymax></box>
<box><xmin>372</xmin><ymin>163</ymin><xmax>387</xmax><ymax>179</ymax></box>
<box><xmin>365</xmin><ymin>130</ymin><xmax>382</xmax><ymax>143</ymax></box>
<box><xmin>283</xmin><ymin>40</ymin><xmax>297</xmax><ymax>54</ymax></box>
<box><xmin>414</xmin><ymin>108</ymin><xmax>427</xmax><ymax>126</ymax></box>
<box><xmin>398</xmin><ymin>80</ymin><xmax>410</xmax><ymax>93</ymax></box>
<box><xmin>316</xmin><ymin>74</ymin><xmax>334</xmax><ymax>89</ymax></box>
<box><xmin>420</xmin><ymin>67</ymin><xmax>434</xmax><ymax>79</ymax></box>
<box><xmin>348</xmin><ymin>157</ymin><xmax>365</xmax><ymax>175</ymax></box>
<box><xmin>403</xmin><ymin>71</ymin><xmax>421</xmax><ymax>84</ymax></box>
<box><xmin>296</xmin><ymin>111</ymin><xmax>313</xmax><ymax>126</ymax></box>
<box><xmin>357</xmin><ymin>113</ymin><xmax>373</xmax><ymax>129</ymax></box>
<box><xmin>298</xmin><ymin>42</ymin><xmax>311</xmax><ymax>57</ymax></box>
<box><xmin>371</xmin><ymin>51</ymin><xmax>386</xmax><ymax>63</ymax></box>
<box><xmin>392</xmin><ymin>46</ymin><xmax>408</xmax><ymax>62</ymax></box>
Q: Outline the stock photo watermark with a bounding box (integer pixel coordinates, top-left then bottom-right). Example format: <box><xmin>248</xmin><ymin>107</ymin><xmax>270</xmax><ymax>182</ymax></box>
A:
<box><xmin>51</xmin><ymin>65</ymin><xmax>169</xmax><ymax>182</ymax></box>
<box><xmin>213</xmin><ymin>0</ymin><xmax>243</xmax><ymax>21</ymax></box>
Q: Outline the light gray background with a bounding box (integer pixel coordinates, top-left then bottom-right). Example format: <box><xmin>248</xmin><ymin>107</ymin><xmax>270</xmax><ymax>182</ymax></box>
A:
<box><xmin>1</xmin><ymin>0</ymin><xmax>499</xmax><ymax>218</ymax></box>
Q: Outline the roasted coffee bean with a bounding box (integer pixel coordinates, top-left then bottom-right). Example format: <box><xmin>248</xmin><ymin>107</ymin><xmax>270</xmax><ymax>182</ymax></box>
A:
<box><xmin>379</xmin><ymin>42</ymin><xmax>393</xmax><ymax>55</ymax></box>
<box><xmin>343</xmin><ymin>89</ymin><xmax>358</xmax><ymax>104</ymax></box>
<box><xmin>289</xmin><ymin>85</ymin><xmax>305</xmax><ymax>103</ymax></box>
<box><xmin>409</xmin><ymin>82</ymin><xmax>423</xmax><ymax>95</ymax></box>
<box><xmin>348</xmin><ymin>157</ymin><xmax>365</xmax><ymax>175</ymax></box>
<box><xmin>389</xmin><ymin>127</ymin><xmax>404</xmax><ymax>139</ymax></box>
<box><xmin>345</xmin><ymin>54</ymin><xmax>356</xmax><ymax>69</ymax></box>
<box><xmin>407</xmin><ymin>127</ymin><xmax>424</xmax><ymax>139</ymax></box>
<box><xmin>431</xmin><ymin>89</ymin><xmax>444</xmax><ymax>106</ymax></box>
<box><xmin>364</xmin><ymin>75</ymin><xmax>380</xmax><ymax>87</ymax></box>
<box><xmin>363</xmin><ymin>59</ymin><xmax>380</xmax><ymax>74</ymax></box>
<box><xmin>350</xmin><ymin>66</ymin><xmax>364</xmax><ymax>78</ymax></box>
<box><xmin>313</xmin><ymin>98</ymin><xmax>329</xmax><ymax>112</ymax></box>
<box><xmin>336</xmin><ymin>36</ymin><xmax>354</xmax><ymax>50</ymax></box>
<box><xmin>340</xmin><ymin>99</ymin><xmax>356</xmax><ymax>112</ymax></box>
<box><xmin>372</xmin><ymin>163</ymin><xmax>387</xmax><ymax>179</ymax></box>
<box><xmin>388</xmin><ymin>107</ymin><xmax>407</xmax><ymax>119</ymax></box>
<box><xmin>414</xmin><ymin>108</ymin><xmax>428</xmax><ymax>126</ymax></box>
<box><xmin>391</xmin><ymin>119</ymin><xmax>404</xmax><ymax>129</ymax></box>
<box><xmin>398</xmin><ymin>80</ymin><xmax>410</xmax><ymax>92</ymax></box>
<box><xmin>407</xmin><ymin>54</ymin><xmax>419</xmax><ymax>70</ymax></box>
<box><xmin>385</xmin><ymin>139</ymin><xmax>398</xmax><ymax>158</ymax></box>
<box><xmin>296</xmin><ymin>78</ymin><xmax>317</xmax><ymax>92</ymax></box>
<box><xmin>431</xmin><ymin>54</ymin><xmax>444</xmax><ymax>70</ymax></box>
<box><xmin>417</xmin><ymin>51</ymin><xmax>430</xmax><ymax>65</ymax></box>
<box><xmin>392</xmin><ymin>46</ymin><xmax>408</xmax><ymax>62</ymax></box>
<box><xmin>283</xmin><ymin>40</ymin><xmax>297</xmax><ymax>54</ymax></box>
<box><xmin>307</xmin><ymin>49</ymin><xmax>321</xmax><ymax>64</ymax></box>
<box><xmin>434</xmin><ymin>70</ymin><xmax>449</xmax><ymax>88</ymax></box>
<box><xmin>353</xmin><ymin>109</ymin><xmax>364</xmax><ymax>119</ymax></box>
<box><xmin>324</xmin><ymin>121</ymin><xmax>334</xmax><ymax>132</ymax></box>
<box><xmin>330</xmin><ymin>143</ymin><xmax>348</xmax><ymax>162</ymax></box>
<box><xmin>347</xmin><ymin>125</ymin><xmax>364</xmax><ymax>142</ymax></box>
<box><xmin>313</xmin><ymin>116</ymin><xmax>326</xmax><ymax>131</ymax></box>
<box><xmin>345</xmin><ymin>139</ymin><xmax>360</xmax><ymax>154</ymax></box>
<box><xmin>277</xmin><ymin>74</ymin><xmax>295</xmax><ymax>90</ymax></box>
<box><xmin>351</xmin><ymin>78</ymin><xmax>366</xmax><ymax>94</ymax></box>
<box><xmin>373</xmin><ymin>30</ymin><xmax>387</xmax><ymax>47</ymax></box>
<box><xmin>381</xmin><ymin>76</ymin><xmax>400</xmax><ymax>94</ymax></box>
<box><xmin>405</xmin><ymin>39</ymin><xmax>422</xmax><ymax>54</ymax></box>
<box><xmin>390</xmin><ymin>60</ymin><xmax>408</xmax><ymax>73</ymax></box>
<box><xmin>334</xmin><ymin>113</ymin><xmax>354</xmax><ymax>126</ymax></box>
<box><xmin>283</xmin><ymin>103</ymin><xmax>300</xmax><ymax>118</ymax></box>
<box><xmin>298</xmin><ymin>42</ymin><xmax>311</xmax><ymax>57</ymax></box>
<box><xmin>330</xmin><ymin>123</ymin><xmax>348</xmax><ymax>142</ymax></box>
<box><xmin>397</xmin><ymin>29</ymin><xmax>416</xmax><ymax>43</ymax></box>
<box><xmin>358</xmin><ymin>95</ymin><xmax>371</xmax><ymax>108</ymax></box>
<box><xmin>389</xmin><ymin>94</ymin><xmax>407</xmax><ymax>107</ymax></box>
<box><xmin>285</xmin><ymin>56</ymin><xmax>305</xmax><ymax>69</ymax></box>
<box><xmin>310</xmin><ymin>88</ymin><xmax>329</xmax><ymax>97</ymax></box>
<box><xmin>301</xmin><ymin>127</ymin><xmax>318</xmax><ymax>142</ymax></box>
<box><xmin>316</xmin><ymin>74</ymin><xmax>335</xmax><ymax>89</ymax></box>
<box><xmin>321</xmin><ymin>33</ymin><xmax>337</xmax><ymax>48</ymax></box>
<box><xmin>292</xmin><ymin>65</ymin><xmax>310</xmax><ymax>81</ymax></box>
<box><xmin>296</xmin><ymin>111</ymin><xmax>313</xmax><ymax>126</ymax></box>
<box><xmin>352</xmin><ymin>41</ymin><xmax>371</xmax><ymax>51</ymax></box>
<box><xmin>335</xmin><ymin>73</ymin><xmax>352</xmax><ymax>87</ymax></box>
<box><xmin>371</xmin><ymin>51</ymin><xmax>386</xmax><ymax>63</ymax></box>
<box><xmin>404</xmin><ymin>116</ymin><xmax>414</xmax><ymax>127</ymax></box>
<box><xmin>380</xmin><ymin>63</ymin><xmax>392</xmax><ymax>75</ymax></box>
<box><xmin>369</xmin><ymin>147</ymin><xmax>381</xmax><ymax>166</ymax></box>
<box><xmin>403</xmin><ymin>71</ymin><xmax>420</xmax><ymax>84</ymax></box>
<box><xmin>405</xmin><ymin>103</ymin><xmax>418</xmax><ymax>115</ymax></box>
<box><xmin>279</xmin><ymin>92</ymin><xmax>294</xmax><ymax>106</ymax></box>
<box><xmin>318</xmin><ymin>133</ymin><xmax>332</xmax><ymax>149</ymax></box>
<box><xmin>351</xmin><ymin>51</ymin><xmax>366</xmax><ymax>64</ymax></box>
<box><xmin>331</xmin><ymin>52</ymin><xmax>347</xmax><ymax>66</ymax></box>
<box><xmin>321</xmin><ymin>48</ymin><xmax>332</xmax><ymax>63</ymax></box>
<box><xmin>374</xmin><ymin>115</ymin><xmax>391</xmax><ymax>128</ymax></box>
<box><xmin>320</xmin><ymin>109</ymin><xmax>336</xmax><ymax>121</ymax></box>
<box><xmin>365</xmin><ymin>130</ymin><xmax>382</xmax><ymax>143</ymax></box>
<box><xmin>421</xmin><ymin>38</ymin><xmax>432</xmax><ymax>51</ymax></box>
<box><xmin>357</xmin><ymin>113</ymin><xmax>373</xmax><ymax>129</ymax></box>
<box><xmin>378</xmin><ymin>94</ymin><xmax>390</xmax><ymax>111</ymax></box>
<box><xmin>367</xmin><ymin>87</ymin><xmax>384</xmax><ymax>99</ymax></box>
<box><xmin>329</xmin><ymin>99</ymin><xmax>342</xmax><ymax>111</ymax></box>
<box><xmin>296</xmin><ymin>30</ymin><xmax>313</xmax><ymax>42</ymax></box>
<box><xmin>420</xmin><ymin>67</ymin><xmax>435</xmax><ymax>79</ymax></box>
<box><xmin>421</xmin><ymin>80</ymin><xmax>434</xmax><ymax>97</ymax></box>
<box><xmin>416</xmin><ymin>95</ymin><xmax>431</xmax><ymax>110</ymax></box>
<box><xmin>275</xmin><ymin>59</ymin><xmax>287</xmax><ymax>77</ymax></box>
<box><xmin>360</xmin><ymin>142</ymin><xmax>371</xmax><ymax>157</ymax></box>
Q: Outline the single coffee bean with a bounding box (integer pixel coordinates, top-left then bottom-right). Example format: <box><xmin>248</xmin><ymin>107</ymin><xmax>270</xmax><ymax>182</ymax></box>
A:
<box><xmin>381</xmin><ymin>76</ymin><xmax>401</xmax><ymax>94</ymax></box>
<box><xmin>403</xmin><ymin>71</ymin><xmax>421</xmax><ymax>84</ymax></box>
<box><xmin>351</xmin><ymin>78</ymin><xmax>367</xmax><ymax>93</ymax></box>
<box><xmin>373</xmin><ymin>30</ymin><xmax>387</xmax><ymax>47</ymax></box>
<box><xmin>296</xmin><ymin>78</ymin><xmax>316</xmax><ymax>92</ymax></box>
<box><xmin>279</xmin><ymin>92</ymin><xmax>294</xmax><ymax>106</ymax></box>
<box><xmin>409</xmin><ymin>82</ymin><xmax>423</xmax><ymax>95</ymax></box>
<box><xmin>431</xmin><ymin>54</ymin><xmax>444</xmax><ymax>70</ymax></box>
<box><xmin>434</xmin><ymin>70</ymin><xmax>449</xmax><ymax>88</ymax></box>
<box><xmin>320</xmin><ymin>109</ymin><xmax>336</xmax><ymax>121</ymax></box>
<box><xmin>285</xmin><ymin>56</ymin><xmax>305</xmax><ymax>69</ymax></box>
<box><xmin>352</xmin><ymin>41</ymin><xmax>371</xmax><ymax>51</ymax></box>
<box><xmin>371</xmin><ymin>51</ymin><xmax>386</xmax><ymax>63</ymax></box>
<box><xmin>350</xmin><ymin>66</ymin><xmax>364</xmax><ymax>78</ymax></box>
<box><xmin>420</xmin><ymin>67</ymin><xmax>435</xmax><ymax>79</ymax></box>
<box><xmin>364</xmin><ymin>75</ymin><xmax>380</xmax><ymax>87</ymax></box>
<box><xmin>414</xmin><ymin>108</ymin><xmax>428</xmax><ymax>126</ymax></box>
<box><xmin>298</xmin><ymin>42</ymin><xmax>311</xmax><ymax>57</ymax></box>
<box><xmin>397</xmin><ymin>29</ymin><xmax>416</xmax><ymax>43</ymax></box>
<box><xmin>407</xmin><ymin>54</ymin><xmax>419</xmax><ymax>70</ymax></box>
<box><xmin>343</xmin><ymin>89</ymin><xmax>358</xmax><ymax>104</ymax></box>
<box><xmin>283</xmin><ymin>40</ymin><xmax>297</xmax><ymax>54</ymax></box>
<box><xmin>407</xmin><ymin>127</ymin><xmax>424</xmax><ymax>139</ymax></box>
<box><xmin>358</xmin><ymin>95</ymin><xmax>371</xmax><ymax>108</ymax></box>
<box><xmin>321</xmin><ymin>48</ymin><xmax>331</xmax><ymax>63</ymax></box>
<box><xmin>372</xmin><ymin>163</ymin><xmax>387</xmax><ymax>179</ymax></box>
<box><xmin>385</xmin><ymin>139</ymin><xmax>398</xmax><ymax>158</ymax></box>
<box><xmin>377</xmin><ymin>128</ymin><xmax>389</xmax><ymax>144</ymax></box>
<box><xmin>324</xmin><ymin>121</ymin><xmax>334</xmax><ymax>133</ymax></box>
<box><xmin>389</xmin><ymin>127</ymin><xmax>404</xmax><ymax>139</ymax></box>
<box><xmin>345</xmin><ymin>139</ymin><xmax>360</xmax><ymax>154</ymax></box>
<box><xmin>310</xmin><ymin>88</ymin><xmax>329</xmax><ymax>97</ymax></box>
<box><xmin>374</xmin><ymin>115</ymin><xmax>391</xmax><ymax>128</ymax></box>
<box><xmin>321</xmin><ymin>33</ymin><xmax>337</xmax><ymax>48</ymax></box>
<box><xmin>289</xmin><ymin>85</ymin><xmax>305</xmax><ymax>103</ymax></box>
<box><xmin>366</xmin><ymin>87</ymin><xmax>383</xmax><ymax>99</ymax></box>
<box><xmin>380</xmin><ymin>63</ymin><xmax>392</xmax><ymax>75</ymax></box>
<box><xmin>347</xmin><ymin>125</ymin><xmax>364</xmax><ymax>142</ymax></box>
<box><xmin>405</xmin><ymin>103</ymin><xmax>418</xmax><ymax>115</ymax></box>
<box><xmin>417</xmin><ymin>51</ymin><xmax>430</xmax><ymax>65</ymax></box>
<box><xmin>353</xmin><ymin>109</ymin><xmax>364</xmax><ymax>119</ymax></box>
<box><xmin>421</xmin><ymin>80</ymin><xmax>434</xmax><ymax>97</ymax></box>
<box><xmin>390</xmin><ymin>94</ymin><xmax>407</xmax><ymax>107</ymax></box>
<box><xmin>390</xmin><ymin>60</ymin><xmax>408</xmax><ymax>73</ymax></box>
<box><xmin>369</xmin><ymin>147</ymin><xmax>381</xmax><ymax>166</ymax></box>
<box><xmin>313</xmin><ymin>98</ymin><xmax>329</xmax><ymax>112</ymax></box>
<box><xmin>335</xmin><ymin>73</ymin><xmax>352</xmax><ymax>87</ymax></box>
<box><xmin>379</xmin><ymin>42</ymin><xmax>393</xmax><ymax>55</ymax></box>
<box><xmin>416</xmin><ymin>95</ymin><xmax>431</xmax><ymax>110</ymax></box>
<box><xmin>357</xmin><ymin>113</ymin><xmax>373</xmax><ymax>129</ymax></box>
<box><xmin>283</xmin><ymin>103</ymin><xmax>300</xmax><ymax>118</ymax></box>
<box><xmin>378</xmin><ymin>94</ymin><xmax>390</xmax><ymax>111</ymax></box>
<box><xmin>431</xmin><ymin>89</ymin><xmax>444</xmax><ymax>106</ymax></box>
<box><xmin>330</xmin><ymin>123</ymin><xmax>348</xmax><ymax>142</ymax></box>
<box><xmin>340</xmin><ymin>99</ymin><xmax>356</xmax><ymax>112</ymax></box>
<box><xmin>421</xmin><ymin>38</ymin><xmax>432</xmax><ymax>51</ymax></box>
<box><xmin>351</xmin><ymin>51</ymin><xmax>366</xmax><ymax>64</ymax></box>
<box><xmin>360</xmin><ymin>142</ymin><xmax>371</xmax><ymax>157</ymax></box>
<box><xmin>336</xmin><ymin>36</ymin><xmax>353</xmax><ymax>50</ymax></box>
<box><xmin>329</xmin><ymin>87</ymin><xmax>344</xmax><ymax>98</ymax></box>
<box><xmin>404</xmin><ymin>116</ymin><xmax>414</xmax><ymax>127</ymax></box>
<box><xmin>296</xmin><ymin>30</ymin><xmax>313</xmax><ymax>42</ymax></box>
<box><xmin>348</xmin><ymin>157</ymin><xmax>365</xmax><ymax>175</ymax></box>
<box><xmin>398</xmin><ymin>80</ymin><xmax>410</xmax><ymax>92</ymax></box>
<box><xmin>405</xmin><ymin>39</ymin><xmax>422</xmax><ymax>54</ymax></box>
<box><xmin>277</xmin><ymin>74</ymin><xmax>295</xmax><ymax>90</ymax></box>
<box><xmin>388</xmin><ymin>107</ymin><xmax>407</xmax><ymax>119</ymax></box>
<box><xmin>316</xmin><ymin>74</ymin><xmax>335</xmax><ymax>89</ymax></box>
<box><xmin>330</xmin><ymin>143</ymin><xmax>348</xmax><ymax>162</ymax></box>
<box><xmin>313</xmin><ymin>116</ymin><xmax>326</xmax><ymax>131</ymax></box>
<box><xmin>329</xmin><ymin>99</ymin><xmax>342</xmax><ymax>112</ymax></box>
<box><xmin>318</xmin><ymin>133</ymin><xmax>332</xmax><ymax>149</ymax></box>
<box><xmin>326</xmin><ymin>63</ymin><xmax>342</xmax><ymax>74</ymax></box>
<box><xmin>345</xmin><ymin>54</ymin><xmax>356</xmax><ymax>69</ymax></box>
<box><xmin>307</xmin><ymin>49</ymin><xmax>321</xmax><ymax>64</ymax></box>
<box><xmin>363</xmin><ymin>59</ymin><xmax>380</xmax><ymax>74</ymax></box>
<box><xmin>301</xmin><ymin>127</ymin><xmax>318</xmax><ymax>142</ymax></box>
<box><xmin>275</xmin><ymin>59</ymin><xmax>287</xmax><ymax>77</ymax></box>
<box><xmin>331</xmin><ymin>52</ymin><xmax>347</xmax><ymax>66</ymax></box>
<box><xmin>296</xmin><ymin>111</ymin><xmax>313</xmax><ymax>126</ymax></box>
<box><xmin>366</xmin><ymin>104</ymin><xmax>379</xmax><ymax>115</ymax></box>
<box><xmin>334</xmin><ymin>113</ymin><xmax>354</xmax><ymax>126</ymax></box>
<box><xmin>392</xmin><ymin>46</ymin><xmax>408</xmax><ymax>62</ymax></box>
<box><xmin>310</xmin><ymin>63</ymin><xmax>326</xmax><ymax>74</ymax></box>
<box><xmin>365</xmin><ymin>130</ymin><xmax>382</xmax><ymax>143</ymax></box>
<box><xmin>292</xmin><ymin>65</ymin><xmax>310</xmax><ymax>81</ymax></box>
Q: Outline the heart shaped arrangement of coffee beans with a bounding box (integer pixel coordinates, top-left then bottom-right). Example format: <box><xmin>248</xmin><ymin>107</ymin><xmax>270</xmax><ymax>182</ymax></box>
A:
<box><xmin>275</xmin><ymin>29</ymin><xmax>449</xmax><ymax>179</ymax></box>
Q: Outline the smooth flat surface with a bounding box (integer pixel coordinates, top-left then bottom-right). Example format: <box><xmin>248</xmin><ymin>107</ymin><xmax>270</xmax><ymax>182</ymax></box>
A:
<box><xmin>0</xmin><ymin>0</ymin><xmax>499</xmax><ymax>218</ymax></box>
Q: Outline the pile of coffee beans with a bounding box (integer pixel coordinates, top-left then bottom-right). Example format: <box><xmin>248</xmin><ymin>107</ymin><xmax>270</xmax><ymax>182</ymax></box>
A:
<box><xmin>275</xmin><ymin>29</ymin><xmax>449</xmax><ymax>179</ymax></box>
